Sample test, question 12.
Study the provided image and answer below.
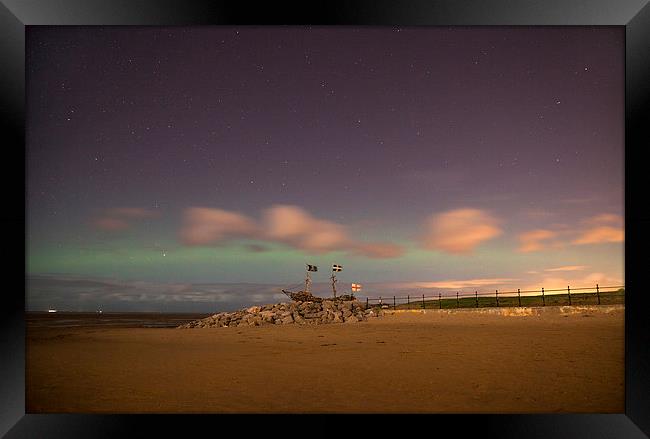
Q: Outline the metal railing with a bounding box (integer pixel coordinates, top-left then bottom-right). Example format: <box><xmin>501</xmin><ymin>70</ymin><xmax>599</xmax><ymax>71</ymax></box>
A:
<box><xmin>361</xmin><ymin>284</ymin><xmax>625</xmax><ymax>311</ymax></box>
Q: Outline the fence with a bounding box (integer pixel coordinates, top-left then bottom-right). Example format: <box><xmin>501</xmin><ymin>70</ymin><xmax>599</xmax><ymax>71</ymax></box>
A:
<box><xmin>361</xmin><ymin>284</ymin><xmax>625</xmax><ymax>311</ymax></box>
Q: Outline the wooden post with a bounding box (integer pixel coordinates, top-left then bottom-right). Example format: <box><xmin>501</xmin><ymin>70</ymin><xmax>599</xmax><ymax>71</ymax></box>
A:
<box><xmin>596</xmin><ymin>284</ymin><xmax>600</xmax><ymax>305</ymax></box>
<box><xmin>407</xmin><ymin>295</ymin><xmax>410</xmax><ymax>310</ymax></box>
<box><xmin>456</xmin><ymin>292</ymin><xmax>460</xmax><ymax>308</ymax></box>
<box><xmin>422</xmin><ymin>294</ymin><xmax>425</xmax><ymax>309</ymax></box>
<box><xmin>393</xmin><ymin>295</ymin><xmax>396</xmax><ymax>310</ymax></box>
<box><xmin>567</xmin><ymin>285</ymin><xmax>572</xmax><ymax>306</ymax></box>
<box><xmin>518</xmin><ymin>289</ymin><xmax>521</xmax><ymax>307</ymax></box>
<box><xmin>495</xmin><ymin>290</ymin><xmax>499</xmax><ymax>307</ymax></box>
<box><xmin>305</xmin><ymin>270</ymin><xmax>312</xmax><ymax>293</ymax></box>
<box><xmin>475</xmin><ymin>291</ymin><xmax>478</xmax><ymax>308</ymax></box>
<box><xmin>542</xmin><ymin>288</ymin><xmax>545</xmax><ymax>306</ymax></box>
<box><xmin>330</xmin><ymin>273</ymin><xmax>337</xmax><ymax>298</ymax></box>
<box><xmin>439</xmin><ymin>293</ymin><xmax>442</xmax><ymax>309</ymax></box>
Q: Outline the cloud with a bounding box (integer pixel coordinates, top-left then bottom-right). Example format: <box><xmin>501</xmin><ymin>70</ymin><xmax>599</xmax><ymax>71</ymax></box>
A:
<box><xmin>517</xmin><ymin>213</ymin><xmax>623</xmax><ymax>252</ymax></box>
<box><xmin>572</xmin><ymin>214</ymin><xmax>624</xmax><ymax>245</ymax></box>
<box><xmin>586</xmin><ymin>213</ymin><xmax>623</xmax><ymax>225</ymax></box>
<box><xmin>180</xmin><ymin>205</ymin><xmax>404</xmax><ymax>258</ymax></box>
<box><xmin>93</xmin><ymin>217</ymin><xmax>130</xmax><ymax>231</ymax></box>
<box><xmin>180</xmin><ymin>207</ymin><xmax>259</xmax><ymax>245</ymax></box>
<box><xmin>521</xmin><ymin>272</ymin><xmax>624</xmax><ymax>293</ymax></box>
<box><xmin>402</xmin><ymin>278</ymin><xmax>518</xmax><ymax>290</ymax></box>
<box><xmin>262</xmin><ymin>205</ymin><xmax>349</xmax><ymax>253</ymax></box>
<box><xmin>423</xmin><ymin>208</ymin><xmax>502</xmax><ymax>254</ymax></box>
<box><xmin>92</xmin><ymin>207</ymin><xmax>158</xmax><ymax>231</ymax></box>
<box><xmin>517</xmin><ymin>229</ymin><xmax>558</xmax><ymax>252</ymax></box>
<box><xmin>544</xmin><ymin>265</ymin><xmax>587</xmax><ymax>272</ymax></box>
<box><xmin>572</xmin><ymin>226</ymin><xmax>624</xmax><ymax>245</ymax></box>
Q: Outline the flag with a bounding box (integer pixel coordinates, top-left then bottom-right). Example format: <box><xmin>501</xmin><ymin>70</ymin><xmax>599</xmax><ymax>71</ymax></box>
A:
<box><xmin>332</xmin><ymin>264</ymin><xmax>343</xmax><ymax>272</ymax></box>
<box><xmin>306</xmin><ymin>264</ymin><xmax>318</xmax><ymax>272</ymax></box>
<box><xmin>351</xmin><ymin>283</ymin><xmax>362</xmax><ymax>292</ymax></box>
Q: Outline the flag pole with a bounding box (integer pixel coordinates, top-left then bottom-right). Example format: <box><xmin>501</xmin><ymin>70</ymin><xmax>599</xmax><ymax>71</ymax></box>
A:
<box><xmin>305</xmin><ymin>264</ymin><xmax>312</xmax><ymax>293</ymax></box>
<box><xmin>331</xmin><ymin>263</ymin><xmax>342</xmax><ymax>298</ymax></box>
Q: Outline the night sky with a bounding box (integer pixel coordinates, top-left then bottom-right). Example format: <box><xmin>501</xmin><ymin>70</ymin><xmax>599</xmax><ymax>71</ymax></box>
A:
<box><xmin>26</xmin><ymin>26</ymin><xmax>624</xmax><ymax>312</ymax></box>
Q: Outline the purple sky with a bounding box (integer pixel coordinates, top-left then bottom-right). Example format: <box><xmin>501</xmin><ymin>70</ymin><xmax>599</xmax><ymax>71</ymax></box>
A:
<box><xmin>26</xmin><ymin>27</ymin><xmax>624</xmax><ymax>311</ymax></box>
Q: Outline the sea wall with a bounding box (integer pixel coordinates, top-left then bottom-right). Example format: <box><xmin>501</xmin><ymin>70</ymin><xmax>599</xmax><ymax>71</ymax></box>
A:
<box><xmin>383</xmin><ymin>304</ymin><xmax>624</xmax><ymax>317</ymax></box>
<box><xmin>178</xmin><ymin>300</ymin><xmax>383</xmax><ymax>328</ymax></box>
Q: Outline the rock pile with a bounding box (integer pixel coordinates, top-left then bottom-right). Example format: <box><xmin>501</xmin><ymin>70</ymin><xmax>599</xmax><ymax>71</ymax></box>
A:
<box><xmin>178</xmin><ymin>300</ymin><xmax>383</xmax><ymax>328</ymax></box>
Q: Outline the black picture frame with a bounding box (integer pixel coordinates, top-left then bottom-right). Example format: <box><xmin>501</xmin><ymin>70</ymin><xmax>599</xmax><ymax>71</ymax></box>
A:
<box><xmin>3</xmin><ymin>0</ymin><xmax>649</xmax><ymax>437</ymax></box>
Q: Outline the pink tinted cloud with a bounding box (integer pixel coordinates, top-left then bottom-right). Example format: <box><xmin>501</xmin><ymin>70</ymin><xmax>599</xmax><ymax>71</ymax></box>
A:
<box><xmin>517</xmin><ymin>214</ymin><xmax>623</xmax><ymax>252</ymax></box>
<box><xmin>262</xmin><ymin>205</ymin><xmax>404</xmax><ymax>257</ymax></box>
<box><xmin>585</xmin><ymin>213</ymin><xmax>623</xmax><ymax>225</ymax></box>
<box><xmin>423</xmin><ymin>208</ymin><xmax>502</xmax><ymax>254</ymax></box>
<box><xmin>92</xmin><ymin>207</ymin><xmax>158</xmax><ymax>231</ymax></box>
<box><xmin>262</xmin><ymin>205</ymin><xmax>349</xmax><ymax>253</ymax></box>
<box><xmin>518</xmin><ymin>229</ymin><xmax>558</xmax><ymax>252</ymax></box>
<box><xmin>571</xmin><ymin>214</ymin><xmax>624</xmax><ymax>245</ymax></box>
<box><xmin>180</xmin><ymin>207</ymin><xmax>259</xmax><ymax>245</ymax></box>
<box><xmin>403</xmin><ymin>278</ymin><xmax>517</xmax><ymax>289</ymax></box>
<box><xmin>180</xmin><ymin>205</ymin><xmax>404</xmax><ymax>258</ymax></box>
<box><xmin>522</xmin><ymin>272</ymin><xmax>623</xmax><ymax>292</ymax></box>
<box><xmin>572</xmin><ymin>226</ymin><xmax>624</xmax><ymax>245</ymax></box>
<box><xmin>93</xmin><ymin>217</ymin><xmax>130</xmax><ymax>231</ymax></box>
<box><xmin>544</xmin><ymin>265</ymin><xmax>587</xmax><ymax>272</ymax></box>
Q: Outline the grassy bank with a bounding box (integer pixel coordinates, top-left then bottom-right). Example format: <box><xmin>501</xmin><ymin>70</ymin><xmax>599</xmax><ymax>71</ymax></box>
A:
<box><xmin>371</xmin><ymin>289</ymin><xmax>625</xmax><ymax>310</ymax></box>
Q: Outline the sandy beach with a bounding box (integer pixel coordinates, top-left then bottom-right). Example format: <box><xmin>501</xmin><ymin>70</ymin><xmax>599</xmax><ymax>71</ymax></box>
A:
<box><xmin>26</xmin><ymin>305</ymin><xmax>624</xmax><ymax>413</ymax></box>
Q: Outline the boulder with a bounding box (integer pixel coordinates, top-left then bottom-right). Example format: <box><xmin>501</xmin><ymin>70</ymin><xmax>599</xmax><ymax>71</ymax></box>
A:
<box><xmin>340</xmin><ymin>301</ymin><xmax>353</xmax><ymax>311</ymax></box>
<box><xmin>322</xmin><ymin>300</ymin><xmax>334</xmax><ymax>310</ymax></box>
<box><xmin>179</xmin><ymin>299</ymin><xmax>376</xmax><ymax>328</ymax></box>
<box><xmin>292</xmin><ymin>312</ymin><xmax>305</xmax><ymax>324</ymax></box>
<box><xmin>303</xmin><ymin>312</ymin><xmax>323</xmax><ymax>319</ymax></box>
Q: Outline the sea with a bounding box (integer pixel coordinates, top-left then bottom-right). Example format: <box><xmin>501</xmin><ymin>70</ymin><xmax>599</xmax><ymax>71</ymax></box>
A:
<box><xmin>26</xmin><ymin>312</ymin><xmax>211</xmax><ymax>329</ymax></box>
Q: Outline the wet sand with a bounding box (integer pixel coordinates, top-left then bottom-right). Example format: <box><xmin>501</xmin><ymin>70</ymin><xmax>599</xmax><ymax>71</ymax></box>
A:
<box><xmin>26</xmin><ymin>306</ymin><xmax>624</xmax><ymax>413</ymax></box>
